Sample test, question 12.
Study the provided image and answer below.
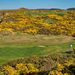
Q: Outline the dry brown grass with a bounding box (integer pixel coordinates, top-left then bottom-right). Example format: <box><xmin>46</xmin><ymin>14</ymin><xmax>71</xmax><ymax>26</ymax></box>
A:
<box><xmin>0</xmin><ymin>33</ymin><xmax>73</xmax><ymax>46</ymax></box>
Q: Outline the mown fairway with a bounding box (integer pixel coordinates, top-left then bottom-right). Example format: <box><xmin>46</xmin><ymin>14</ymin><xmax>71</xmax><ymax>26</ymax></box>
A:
<box><xmin>0</xmin><ymin>34</ymin><xmax>75</xmax><ymax>65</ymax></box>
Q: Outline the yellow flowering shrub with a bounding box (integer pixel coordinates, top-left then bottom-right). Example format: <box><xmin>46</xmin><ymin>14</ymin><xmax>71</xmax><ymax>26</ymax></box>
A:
<box><xmin>0</xmin><ymin>9</ymin><xmax>75</xmax><ymax>36</ymax></box>
<box><xmin>0</xmin><ymin>63</ymin><xmax>39</xmax><ymax>75</ymax></box>
<box><xmin>48</xmin><ymin>58</ymin><xmax>75</xmax><ymax>75</ymax></box>
<box><xmin>16</xmin><ymin>63</ymin><xmax>29</xmax><ymax>74</ymax></box>
<box><xmin>3</xmin><ymin>65</ymin><xmax>17</xmax><ymax>75</ymax></box>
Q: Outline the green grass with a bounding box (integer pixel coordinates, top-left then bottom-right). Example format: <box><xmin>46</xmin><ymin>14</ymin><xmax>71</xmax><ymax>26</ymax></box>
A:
<box><xmin>0</xmin><ymin>46</ymin><xmax>45</xmax><ymax>65</ymax></box>
<box><xmin>0</xmin><ymin>34</ymin><xmax>75</xmax><ymax>65</ymax></box>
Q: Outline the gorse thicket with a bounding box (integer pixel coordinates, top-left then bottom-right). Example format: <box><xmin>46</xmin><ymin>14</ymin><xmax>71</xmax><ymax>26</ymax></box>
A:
<box><xmin>0</xmin><ymin>9</ymin><xmax>75</xmax><ymax>36</ymax></box>
<box><xmin>0</xmin><ymin>58</ymin><xmax>75</xmax><ymax>75</ymax></box>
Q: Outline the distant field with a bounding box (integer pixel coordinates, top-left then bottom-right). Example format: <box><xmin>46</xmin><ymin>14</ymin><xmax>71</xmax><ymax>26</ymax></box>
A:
<box><xmin>0</xmin><ymin>34</ymin><xmax>75</xmax><ymax>65</ymax></box>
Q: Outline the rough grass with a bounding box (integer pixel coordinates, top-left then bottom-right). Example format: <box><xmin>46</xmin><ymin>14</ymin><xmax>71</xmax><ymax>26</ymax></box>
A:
<box><xmin>0</xmin><ymin>33</ymin><xmax>75</xmax><ymax>65</ymax></box>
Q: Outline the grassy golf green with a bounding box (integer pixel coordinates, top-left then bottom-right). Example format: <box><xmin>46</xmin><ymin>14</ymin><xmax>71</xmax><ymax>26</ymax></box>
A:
<box><xmin>0</xmin><ymin>34</ymin><xmax>75</xmax><ymax>65</ymax></box>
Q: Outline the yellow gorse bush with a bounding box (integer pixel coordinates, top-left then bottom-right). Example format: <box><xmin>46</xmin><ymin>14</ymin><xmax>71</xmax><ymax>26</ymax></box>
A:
<box><xmin>0</xmin><ymin>63</ymin><xmax>39</xmax><ymax>75</ymax></box>
<box><xmin>0</xmin><ymin>58</ymin><xmax>75</xmax><ymax>75</ymax></box>
<box><xmin>3</xmin><ymin>65</ymin><xmax>17</xmax><ymax>75</ymax></box>
<box><xmin>48</xmin><ymin>58</ymin><xmax>75</xmax><ymax>75</ymax></box>
<box><xmin>0</xmin><ymin>10</ymin><xmax>75</xmax><ymax>36</ymax></box>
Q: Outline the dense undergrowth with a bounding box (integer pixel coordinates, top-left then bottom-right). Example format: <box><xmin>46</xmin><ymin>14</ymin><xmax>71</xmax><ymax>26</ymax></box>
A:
<box><xmin>0</xmin><ymin>9</ymin><xmax>75</xmax><ymax>36</ymax></box>
<box><xmin>0</xmin><ymin>50</ymin><xmax>75</xmax><ymax>75</ymax></box>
